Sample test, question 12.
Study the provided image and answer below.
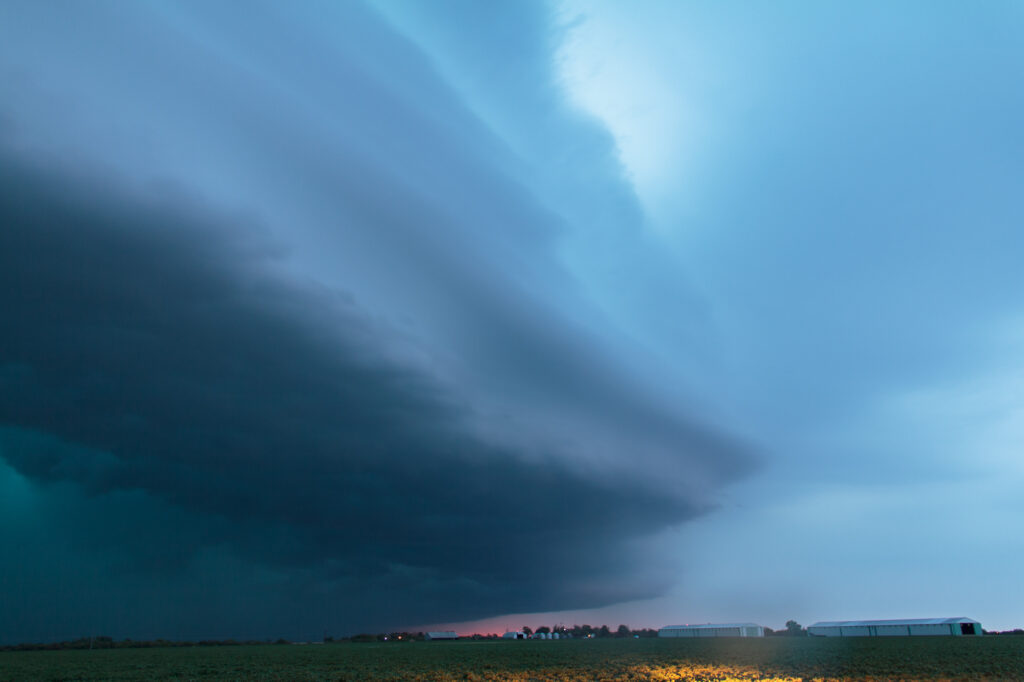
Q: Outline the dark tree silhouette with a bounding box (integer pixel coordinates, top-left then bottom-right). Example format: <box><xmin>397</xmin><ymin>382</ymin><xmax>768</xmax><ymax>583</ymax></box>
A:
<box><xmin>785</xmin><ymin>620</ymin><xmax>806</xmax><ymax>636</ymax></box>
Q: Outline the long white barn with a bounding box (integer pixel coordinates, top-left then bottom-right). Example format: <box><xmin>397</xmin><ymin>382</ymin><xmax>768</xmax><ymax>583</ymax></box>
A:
<box><xmin>659</xmin><ymin>623</ymin><xmax>765</xmax><ymax>638</ymax></box>
<box><xmin>808</xmin><ymin>618</ymin><xmax>982</xmax><ymax>637</ymax></box>
<box><xmin>425</xmin><ymin>631</ymin><xmax>458</xmax><ymax>640</ymax></box>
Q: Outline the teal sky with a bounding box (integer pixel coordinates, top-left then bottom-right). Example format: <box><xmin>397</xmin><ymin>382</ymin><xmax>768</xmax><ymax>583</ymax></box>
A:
<box><xmin>1</xmin><ymin>0</ymin><xmax>1022</xmax><ymax>641</ymax></box>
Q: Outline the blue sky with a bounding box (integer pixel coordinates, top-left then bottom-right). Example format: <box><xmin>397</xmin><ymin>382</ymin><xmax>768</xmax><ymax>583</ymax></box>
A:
<box><xmin>0</xmin><ymin>0</ymin><xmax>1022</xmax><ymax>641</ymax></box>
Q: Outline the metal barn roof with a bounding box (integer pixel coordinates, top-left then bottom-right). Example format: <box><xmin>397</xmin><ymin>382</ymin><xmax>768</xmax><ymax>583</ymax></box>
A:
<box><xmin>810</xmin><ymin>618</ymin><xmax>979</xmax><ymax>627</ymax></box>
<box><xmin>661</xmin><ymin>623</ymin><xmax>762</xmax><ymax>629</ymax></box>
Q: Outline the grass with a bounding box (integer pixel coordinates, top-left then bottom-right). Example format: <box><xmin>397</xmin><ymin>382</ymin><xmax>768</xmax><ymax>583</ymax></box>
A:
<box><xmin>1</xmin><ymin>636</ymin><xmax>1022</xmax><ymax>681</ymax></box>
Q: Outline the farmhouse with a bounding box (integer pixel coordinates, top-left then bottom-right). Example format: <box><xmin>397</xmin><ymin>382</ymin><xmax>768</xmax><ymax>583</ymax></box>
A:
<box><xmin>807</xmin><ymin>618</ymin><xmax>982</xmax><ymax>637</ymax></box>
<box><xmin>425</xmin><ymin>631</ymin><xmax>458</xmax><ymax>640</ymax></box>
<box><xmin>659</xmin><ymin>623</ymin><xmax>765</xmax><ymax>638</ymax></box>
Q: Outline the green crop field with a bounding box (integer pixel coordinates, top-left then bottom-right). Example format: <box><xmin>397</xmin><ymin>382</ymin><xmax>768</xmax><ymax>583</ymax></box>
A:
<box><xmin>2</xmin><ymin>636</ymin><xmax>1023</xmax><ymax>681</ymax></box>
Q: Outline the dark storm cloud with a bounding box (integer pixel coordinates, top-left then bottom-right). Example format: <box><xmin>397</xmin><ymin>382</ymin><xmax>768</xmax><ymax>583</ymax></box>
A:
<box><xmin>0</xmin><ymin>0</ymin><xmax>736</xmax><ymax>489</ymax></box>
<box><xmin>0</xmin><ymin>0</ymin><xmax>758</xmax><ymax>641</ymax></box>
<box><xmin>0</xmin><ymin>149</ymin><xmax>747</xmax><ymax>637</ymax></box>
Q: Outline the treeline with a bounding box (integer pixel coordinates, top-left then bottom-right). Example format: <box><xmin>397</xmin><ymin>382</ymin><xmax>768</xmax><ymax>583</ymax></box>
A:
<box><xmin>344</xmin><ymin>625</ymin><xmax>660</xmax><ymax>642</ymax></box>
<box><xmin>520</xmin><ymin>625</ymin><xmax>661</xmax><ymax>639</ymax></box>
<box><xmin>1</xmin><ymin>636</ymin><xmax>293</xmax><ymax>652</ymax></box>
<box><xmin>8</xmin><ymin>626</ymin><xmax>1020</xmax><ymax>650</ymax></box>
<box><xmin>764</xmin><ymin>620</ymin><xmax>808</xmax><ymax>636</ymax></box>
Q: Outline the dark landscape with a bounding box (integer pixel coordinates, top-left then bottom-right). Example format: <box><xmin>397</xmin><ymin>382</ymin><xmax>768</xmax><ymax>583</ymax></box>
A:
<box><xmin>4</xmin><ymin>636</ymin><xmax>1024</xmax><ymax>681</ymax></box>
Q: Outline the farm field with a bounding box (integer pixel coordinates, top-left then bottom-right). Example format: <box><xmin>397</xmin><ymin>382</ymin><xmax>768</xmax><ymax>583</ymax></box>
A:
<box><xmin>2</xmin><ymin>636</ymin><xmax>1022</xmax><ymax>681</ymax></box>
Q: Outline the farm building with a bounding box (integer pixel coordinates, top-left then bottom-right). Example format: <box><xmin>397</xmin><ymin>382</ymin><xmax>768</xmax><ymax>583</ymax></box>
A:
<box><xmin>425</xmin><ymin>631</ymin><xmax>458</xmax><ymax>640</ymax></box>
<box><xmin>502</xmin><ymin>631</ymin><xmax>527</xmax><ymax>639</ymax></box>
<box><xmin>659</xmin><ymin>623</ymin><xmax>765</xmax><ymax>638</ymax></box>
<box><xmin>808</xmin><ymin>618</ymin><xmax>982</xmax><ymax>637</ymax></box>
